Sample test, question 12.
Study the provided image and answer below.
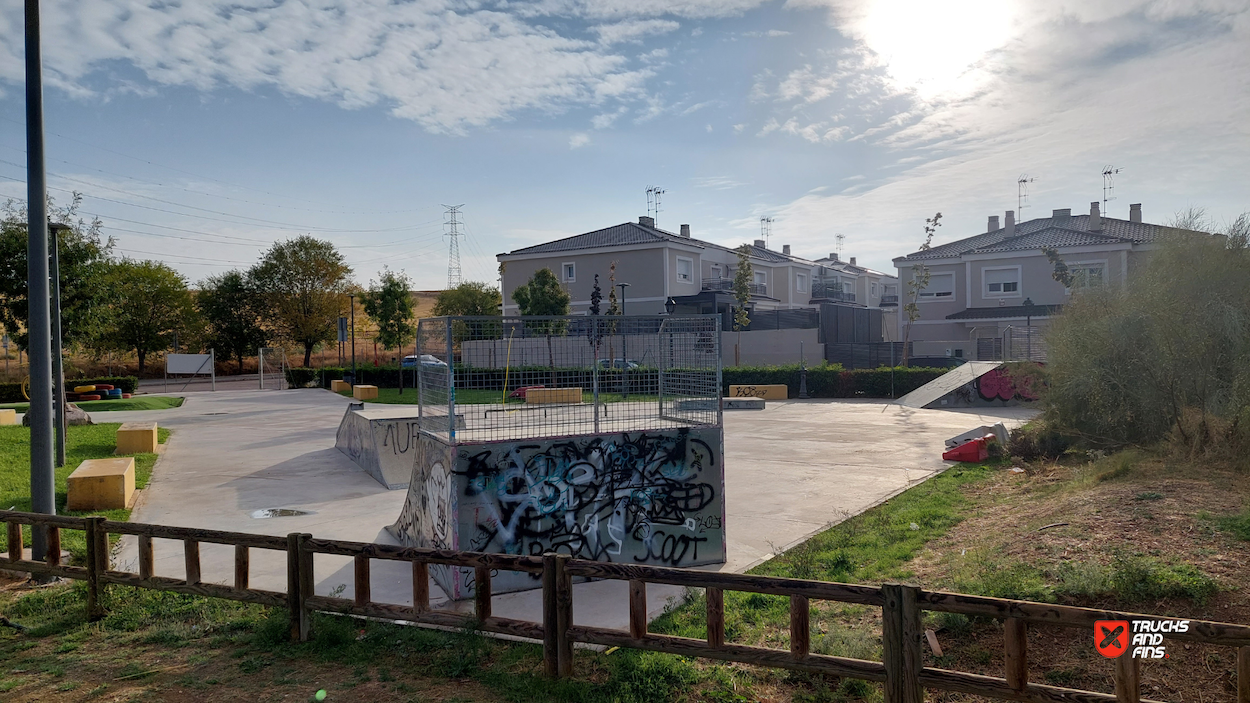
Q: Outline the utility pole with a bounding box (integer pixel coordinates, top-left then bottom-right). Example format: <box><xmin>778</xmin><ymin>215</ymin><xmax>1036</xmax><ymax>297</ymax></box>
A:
<box><xmin>25</xmin><ymin>0</ymin><xmax>56</xmax><ymax>561</ymax></box>
<box><xmin>443</xmin><ymin>204</ymin><xmax>465</xmax><ymax>288</ymax></box>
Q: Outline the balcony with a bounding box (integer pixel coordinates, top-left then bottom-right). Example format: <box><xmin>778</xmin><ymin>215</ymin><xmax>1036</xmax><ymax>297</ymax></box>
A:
<box><xmin>702</xmin><ymin>278</ymin><xmax>766</xmax><ymax>296</ymax></box>
<box><xmin>811</xmin><ymin>284</ymin><xmax>855</xmax><ymax>302</ymax></box>
<box><xmin>880</xmin><ymin>294</ymin><xmax>899</xmax><ymax>306</ymax></box>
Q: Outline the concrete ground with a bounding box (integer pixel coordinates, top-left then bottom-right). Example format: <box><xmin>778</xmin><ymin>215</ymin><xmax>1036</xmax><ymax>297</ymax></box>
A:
<box><xmin>95</xmin><ymin>390</ymin><xmax>1034</xmax><ymax>631</ymax></box>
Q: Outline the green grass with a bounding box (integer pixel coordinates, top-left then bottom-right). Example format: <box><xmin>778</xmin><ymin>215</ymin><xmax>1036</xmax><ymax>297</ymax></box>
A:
<box><xmin>1215</xmin><ymin>508</ymin><xmax>1250</xmax><ymax>541</ymax></box>
<box><xmin>335</xmin><ymin>387</ymin><xmax>635</xmax><ymax>405</ymax></box>
<box><xmin>0</xmin><ymin>396</ymin><xmax>184</xmax><ymax>413</ymax></box>
<box><xmin>1</xmin><ymin>423</ymin><xmax>171</xmax><ymax>561</ymax></box>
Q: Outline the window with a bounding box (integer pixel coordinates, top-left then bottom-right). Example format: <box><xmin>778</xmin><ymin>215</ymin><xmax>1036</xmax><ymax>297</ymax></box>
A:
<box><xmin>561</xmin><ymin>262</ymin><xmax>575</xmax><ymax>282</ymax></box>
<box><xmin>676</xmin><ymin>256</ymin><xmax>694</xmax><ymax>283</ymax></box>
<box><xmin>918</xmin><ymin>272</ymin><xmax>955</xmax><ymax>300</ymax></box>
<box><xmin>983</xmin><ymin>266</ymin><xmax>1021</xmax><ymax>297</ymax></box>
<box><xmin>1068</xmin><ymin>263</ymin><xmax>1106</xmax><ymax>291</ymax></box>
<box><xmin>754</xmin><ymin>271</ymin><xmax>767</xmax><ymax>286</ymax></box>
<box><xmin>870</xmin><ymin>281</ymin><xmax>878</xmax><ymax>296</ymax></box>
<box><xmin>796</xmin><ymin>273</ymin><xmax>807</xmax><ymax>292</ymax></box>
<box><xmin>710</xmin><ymin>264</ymin><xmax>722</xmax><ymax>279</ymax></box>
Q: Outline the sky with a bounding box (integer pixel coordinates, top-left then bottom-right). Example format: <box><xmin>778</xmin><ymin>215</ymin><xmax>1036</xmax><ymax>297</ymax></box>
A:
<box><xmin>1</xmin><ymin>0</ymin><xmax>1248</xmax><ymax>289</ymax></box>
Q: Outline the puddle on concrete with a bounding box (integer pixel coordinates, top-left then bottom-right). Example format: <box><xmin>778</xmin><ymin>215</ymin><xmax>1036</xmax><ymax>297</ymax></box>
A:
<box><xmin>250</xmin><ymin>508</ymin><xmax>313</xmax><ymax>519</ymax></box>
<box><xmin>202</xmin><ymin>412</ymin><xmax>228</xmax><ymax>416</ymax></box>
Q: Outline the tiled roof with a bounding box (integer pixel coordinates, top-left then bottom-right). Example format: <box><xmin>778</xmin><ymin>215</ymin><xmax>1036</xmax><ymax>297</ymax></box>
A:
<box><xmin>898</xmin><ymin>214</ymin><xmax>1195</xmax><ymax>261</ymax></box>
<box><xmin>946</xmin><ymin>304</ymin><xmax>1064</xmax><ymax>320</ymax></box>
<box><xmin>505</xmin><ymin>221</ymin><xmax>814</xmax><ymax>265</ymax></box>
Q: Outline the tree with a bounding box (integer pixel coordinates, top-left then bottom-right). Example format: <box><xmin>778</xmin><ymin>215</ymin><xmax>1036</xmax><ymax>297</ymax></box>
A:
<box><xmin>196</xmin><ymin>270</ymin><xmax>268</xmax><ymax>374</ymax></box>
<box><xmin>1041</xmin><ymin>247</ymin><xmax>1075</xmax><ymax>288</ymax></box>
<box><xmin>250</xmin><ymin>236</ymin><xmax>352</xmax><ymax>367</ymax></box>
<box><xmin>433</xmin><ymin>281</ymin><xmax>501</xmax><ymax>316</ymax></box>
<box><xmin>362</xmin><ymin>268</ymin><xmax>416</xmax><ymax>350</ymax></box>
<box><xmin>512</xmin><ymin>268</ymin><xmax>570</xmax><ymax>316</ymax></box>
<box><xmin>0</xmin><ymin>195</ymin><xmax>114</xmax><ymax>352</ymax></box>
<box><xmin>901</xmin><ymin>212</ymin><xmax>942</xmax><ymax>365</ymax></box>
<box><xmin>106</xmin><ymin>260</ymin><xmax>196</xmax><ymax>374</ymax></box>
<box><xmin>589</xmin><ymin>274</ymin><xmax>602</xmax><ymax>315</ymax></box>
<box><xmin>731</xmin><ymin>245</ymin><xmax>753</xmax><ymax>366</ymax></box>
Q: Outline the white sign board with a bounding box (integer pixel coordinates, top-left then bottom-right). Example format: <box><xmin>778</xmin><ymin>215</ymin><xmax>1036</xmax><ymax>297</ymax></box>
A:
<box><xmin>167</xmin><ymin>353</ymin><xmax>214</xmax><ymax>375</ymax></box>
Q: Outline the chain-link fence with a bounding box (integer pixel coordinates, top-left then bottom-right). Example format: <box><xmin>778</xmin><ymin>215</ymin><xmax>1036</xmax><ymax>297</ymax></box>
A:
<box><xmin>416</xmin><ymin>315</ymin><xmax>722</xmax><ymax>443</ymax></box>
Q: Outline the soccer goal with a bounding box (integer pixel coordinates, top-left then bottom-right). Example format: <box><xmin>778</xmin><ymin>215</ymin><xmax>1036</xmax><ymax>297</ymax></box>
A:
<box><xmin>258</xmin><ymin>347</ymin><xmax>288</xmax><ymax>390</ymax></box>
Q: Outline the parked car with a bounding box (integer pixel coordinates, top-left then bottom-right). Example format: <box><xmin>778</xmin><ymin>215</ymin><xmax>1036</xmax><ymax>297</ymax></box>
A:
<box><xmin>401</xmin><ymin>354</ymin><xmax>448</xmax><ymax>369</ymax></box>
<box><xmin>597</xmin><ymin>359</ymin><xmax>640</xmax><ymax>370</ymax></box>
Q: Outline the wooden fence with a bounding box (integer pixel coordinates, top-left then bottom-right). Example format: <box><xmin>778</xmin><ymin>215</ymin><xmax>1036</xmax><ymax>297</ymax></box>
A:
<box><xmin>3</xmin><ymin>509</ymin><xmax>1249</xmax><ymax>703</ymax></box>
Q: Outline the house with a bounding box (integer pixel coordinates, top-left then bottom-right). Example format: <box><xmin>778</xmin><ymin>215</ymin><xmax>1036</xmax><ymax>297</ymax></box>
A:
<box><xmin>498</xmin><ymin>216</ymin><xmax>899</xmax><ymax>331</ymax></box>
<box><xmin>892</xmin><ymin>202</ymin><xmax>1202</xmax><ymax>360</ymax></box>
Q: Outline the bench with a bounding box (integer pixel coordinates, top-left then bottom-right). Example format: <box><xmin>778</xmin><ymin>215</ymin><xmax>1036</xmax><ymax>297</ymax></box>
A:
<box><xmin>353</xmin><ymin>384</ymin><xmax>379</xmax><ymax>400</ymax></box>
<box><xmin>330</xmin><ymin>379</ymin><xmax>351</xmax><ymax>393</ymax></box>
<box><xmin>728</xmin><ymin>384</ymin><xmax>788</xmax><ymax>400</ymax></box>
<box><xmin>0</xmin><ymin>408</ymin><xmax>15</xmax><ymax>426</ymax></box>
<box><xmin>525</xmin><ymin>387</ymin><xmax>582</xmax><ymax>404</ymax></box>
<box><xmin>116</xmin><ymin>422</ymin><xmax>158</xmax><ymax>454</ymax></box>
<box><xmin>67</xmin><ymin>457</ymin><xmax>135</xmax><ymax>511</ymax></box>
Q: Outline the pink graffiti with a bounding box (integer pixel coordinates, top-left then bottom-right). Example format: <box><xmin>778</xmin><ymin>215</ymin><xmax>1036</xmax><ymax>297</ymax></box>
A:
<box><xmin>977</xmin><ymin>368</ymin><xmax>1039</xmax><ymax>401</ymax></box>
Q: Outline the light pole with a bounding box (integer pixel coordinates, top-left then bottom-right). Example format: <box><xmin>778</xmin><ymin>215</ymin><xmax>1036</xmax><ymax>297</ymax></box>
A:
<box><xmin>349</xmin><ymin>294</ymin><xmax>357</xmax><ymax>384</ymax></box>
<box><xmin>1023</xmin><ymin>297</ymin><xmax>1035</xmax><ymax>361</ymax></box>
<box><xmin>50</xmin><ymin>222</ymin><xmax>70</xmax><ymax>467</ymax></box>
<box><xmin>26</xmin><ymin>0</ymin><xmax>57</xmax><ymax>561</ymax></box>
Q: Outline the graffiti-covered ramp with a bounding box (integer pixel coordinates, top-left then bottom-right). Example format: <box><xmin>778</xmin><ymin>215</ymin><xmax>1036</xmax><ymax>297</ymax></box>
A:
<box><xmin>894</xmin><ymin>362</ymin><xmax>1004</xmax><ymax>409</ymax></box>
<box><xmin>335</xmin><ymin>403</ymin><xmax>430</xmax><ymax>489</ymax></box>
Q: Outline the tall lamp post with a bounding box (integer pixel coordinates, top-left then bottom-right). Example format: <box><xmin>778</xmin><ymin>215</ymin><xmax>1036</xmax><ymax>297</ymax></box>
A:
<box><xmin>1022</xmin><ymin>297</ymin><xmax>1035</xmax><ymax>361</ymax></box>
<box><xmin>349</xmin><ymin>294</ymin><xmax>357</xmax><ymax>384</ymax></box>
<box><xmin>617</xmin><ymin>283</ymin><xmax>630</xmax><ymax>400</ymax></box>
<box><xmin>49</xmin><ymin>221</ymin><xmax>70</xmax><ymax>467</ymax></box>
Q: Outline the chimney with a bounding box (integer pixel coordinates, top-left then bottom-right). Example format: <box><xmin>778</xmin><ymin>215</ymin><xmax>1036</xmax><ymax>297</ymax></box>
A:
<box><xmin>679</xmin><ymin>224</ymin><xmax>690</xmax><ymax>238</ymax></box>
<box><xmin>1004</xmin><ymin>210</ymin><xmax>1015</xmax><ymax>236</ymax></box>
<box><xmin>831</xmin><ymin>252</ymin><xmax>839</xmax><ymax>262</ymax></box>
<box><xmin>1129</xmin><ymin>203</ymin><xmax>1142</xmax><ymax>223</ymax></box>
<box><xmin>782</xmin><ymin>244</ymin><xmax>791</xmax><ymax>255</ymax></box>
<box><xmin>639</xmin><ymin>215</ymin><xmax>655</xmax><ymax>227</ymax></box>
<box><xmin>1052</xmin><ymin>208</ymin><xmax>1071</xmax><ymax>226</ymax></box>
<box><xmin>987</xmin><ymin>215</ymin><xmax>1000</xmax><ymax>232</ymax></box>
<box><xmin>754</xmin><ymin>239</ymin><xmax>765</xmax><ymax>248</ymax></box>
<box><xmin>850</xmin><ymin>257</ymin><xmax>857</xmax><ymax>266</ymax></box>
<box><xmin>1089</xmin><ymin>202</ymin><xmax>1102</xmax><ymax>231</ymax></box>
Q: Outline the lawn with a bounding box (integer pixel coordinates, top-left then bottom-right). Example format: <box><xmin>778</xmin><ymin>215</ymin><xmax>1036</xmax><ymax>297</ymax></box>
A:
<box><xmin>1</xmin><ymin>423</ymin><xmax>171</xmax><ymax>561</ymax></box>
<box><xmin>334</xmin><ymin>387</ymin><xmax>635</xmax><ymax>405</ymax></box>
<box><xmin>0</xmin><ymin>396</ymin><xmax>184</xmax><ymax>413</ymax></box>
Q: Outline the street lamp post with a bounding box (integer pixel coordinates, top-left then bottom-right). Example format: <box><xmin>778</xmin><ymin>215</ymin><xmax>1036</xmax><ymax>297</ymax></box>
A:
<box><xmin>349</xmin><ymin>294</ymin><xmax>357</xmax><ymax>384</ymax></box>
<box><xmin>1023</xmin><ymin>297</ymin><xmax>1035</xmax><ymax>361</ymax></box>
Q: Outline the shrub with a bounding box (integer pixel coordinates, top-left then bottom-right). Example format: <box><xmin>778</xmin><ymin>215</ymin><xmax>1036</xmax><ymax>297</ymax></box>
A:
<box><xmin>721</xmin><ymin>364</ymin><xmax>946</xmax><ymax>399</ymax></box>
<box><xmin>283</xmin><ymin>367</ymin><xmax>318</xmax><ymax>388</ymax></box>
<box><xmin>1006</xmin><ymin>421</ymin><xmax>1074</xmax><ymax>460</ymax></box>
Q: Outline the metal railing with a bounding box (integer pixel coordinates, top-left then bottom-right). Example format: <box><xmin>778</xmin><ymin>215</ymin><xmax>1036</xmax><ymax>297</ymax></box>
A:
<box><xmin>3</xmin><ymin>509</ymin><xmax>1247</xmax><ymax>702</ymax></box>
<box><xmin>812</xmin><ymin>284</ymin><xmax>856</xmax><ymax>302</ymax></box>
<box><xmin>701</xmin><ymin>278</ymin><xmax>766</xmax><ymax>296</ymax></box>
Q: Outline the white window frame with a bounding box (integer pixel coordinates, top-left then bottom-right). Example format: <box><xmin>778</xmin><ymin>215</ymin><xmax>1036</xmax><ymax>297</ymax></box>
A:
<box><xmin>676</xmin><ymin>256</ymin><xmax>694</xmax><ymax>284</ymax></box>
<box><xmin>710</xmin><ymin>264</ymin><xmax>722</xmax><ymax>280</ymax></box>
<box><xmin>870</xmin><ymin>281</ymin><xmax>878</xmax><ymax>296</ymax></box>
<box><xmin>796</xmin><ymin>272</ymin><xmax>807</xmax><ymax>293</ymax></box>
<box><xmin>753</xmin><ymin>271</ymin><xmax>767</xmax><ymax>286</ymax></box>
<box><xmin>561</xmin><ymin>262</ymin><xmax>576</xmax><ymax>283</ymax></box>
<box><xmin>1065</xmin><ymin>259</ymin><xmax>1109</xmax><ymax>294</ymax></box>
<box><xmin>917</xmin><ymin>272</ymin><xmax>956</xmax><ymax>302</ymax></box>
<box><xmin>982</xmin><ymin>265</ymin><xmax>1022</xmax><ymax>299</ymax></box>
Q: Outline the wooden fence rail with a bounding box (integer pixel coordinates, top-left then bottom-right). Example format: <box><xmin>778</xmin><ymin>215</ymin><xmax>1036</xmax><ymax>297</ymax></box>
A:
<box><xmin>3</xmin><ymin>509</ymin><xmax>1248</xmax><ymax>703</ymax></box>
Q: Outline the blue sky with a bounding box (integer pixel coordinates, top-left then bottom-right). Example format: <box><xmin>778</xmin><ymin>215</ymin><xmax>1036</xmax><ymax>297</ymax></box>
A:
<box><xmin>1</xmin><ymin>0</ymin><xmax>1248</xmax><ymax>289</ymax></box>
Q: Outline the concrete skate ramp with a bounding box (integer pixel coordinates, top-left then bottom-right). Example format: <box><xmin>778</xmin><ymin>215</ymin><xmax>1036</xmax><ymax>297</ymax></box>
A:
<box><xmin>334</xmin><ymin>404</ymin><xmax>424</xmax><ymax>489</ymax></box>
<box><xmin>895</xmin><ymin>361</ymin><xmax>1004</xmax><ymax>409</ymax></box>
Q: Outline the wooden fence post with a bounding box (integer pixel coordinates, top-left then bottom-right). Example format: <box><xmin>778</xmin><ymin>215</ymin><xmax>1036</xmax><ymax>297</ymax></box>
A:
<box><xmin>882</xmin><ymin>584</ymin><xmax>923</xmax><ymax>703</ymax></box>
<box><xmin>84</xmin><ymin>517</ymin><xmax>105</xmax><ymax>621</ymax></box>
<box><xmin>1004</xmin><ymin>618</ymin><xmax>1027</xmax><ymax>692</ymax></box>
<box><xmin>555</xmin><ymin>554</ymin><xmax>573</xmax><ymax>678</ymax></box>
<box><xmin>629</xmin><ymin>579</ymin><xmax>647</xmax><ymax>641</ymax></box>
<box><xmin>475</xmin><ymin>566</ymin><xmax>492</xmax><ymax>620</ymax></box>
<box><xmin>542</xmin><ymin>553</ymin><xmax>559</xmax><ymax>678</ymax></box>
<box><xmin>1237</xmin><ymin>646</ymin><xmax>1249</xmax><ymax>703</ymax></box>
<box><xmin>298</xmin><ymin>533</ymin><xmax>314</xmax><ymax>642</ymax></box>
<box><xmin>7</xmin><ymin>520</ymin><xmax>21</xmax><ymax>561</ymax></box>
<box><xmin>790</xmin><ymin>595</ymin><xmax>810</xmax><ymax>658</ymax></box>
<box><xmin>286</xmin><ymin>533</ymin><xmax>301</xmax><ymax>642</ymax></box>
<box><xmin>707</xmin><ymin>587</ymin><xmax>724</xmax><ymax>649</ymax></box>
<box><xmin>1114</xmin><ymin>654</ymin><xmax>1140</xmax><ymax>703</ymax></box>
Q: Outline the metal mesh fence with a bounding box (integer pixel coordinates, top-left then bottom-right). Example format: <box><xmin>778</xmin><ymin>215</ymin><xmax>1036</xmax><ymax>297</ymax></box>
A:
<box><xmin>416</xmin><ymin>315</ymin><xmax>722</xmax><ymax>443</ymax></box>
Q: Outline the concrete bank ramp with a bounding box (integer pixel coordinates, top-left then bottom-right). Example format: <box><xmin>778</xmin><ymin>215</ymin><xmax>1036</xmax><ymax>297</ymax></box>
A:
<box><xmin>895</xmin><ymin>361</ymin><xmax>1003</xmax><ymax>409</ymax></box>
<box><xmin>334</xmin><ymin>404</ymin><xmax>423</xmax><ymax>489</ymax></box>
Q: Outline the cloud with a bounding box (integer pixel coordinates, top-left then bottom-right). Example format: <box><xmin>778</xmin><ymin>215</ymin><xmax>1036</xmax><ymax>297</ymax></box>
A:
<box><xmin>569</xmin><ymin>132</ymin><xmax>591</xmax><ymax>148</ymax></box>
<box><xmin>519</xmin><ymin>0</ymin><xmax>769</xmax><ymax>20</ymax></box>
<box><xmin>592</xmin><ymin>19</ymin><xmax>681</xmax><ymax>44</ymax></box>
<box><xmin>0</xmin><ymin>0</ymin><xmax>666</xmax><ymax>134</ymax></box>
<box><xmin>741</xmin><ymin>29</ymin><xmax>792</xmax><ymax>37</ymax></box>
<box><xmin>692</xmin><ymin>176</ymin><xmax>746</xmax><ymax>190</ymax></box>
<box><xmin>591</xmin><ymin>107</ymin><xmax>629</xmax><ymax>129</ymax></box>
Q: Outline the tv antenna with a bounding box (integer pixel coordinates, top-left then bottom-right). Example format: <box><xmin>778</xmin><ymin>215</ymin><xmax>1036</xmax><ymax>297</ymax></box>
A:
<box><xmin>1017</xmin><ymin>174</ymin><xmax>1036</xmax><ymax>215</ymax></box>
<box><xmin>760</xmin><ymin>217</ymin><xmax>774</xmax><ymax>247</ymax></box>
<box><xmin>835</xmin><ymin>233</ymin><xmax>845</xmax><ymax>258</ymax></box>
<box><xmin>1102</xmin><ymin>165</ymin><xmax>1122</xmax><ymax>213</ymax></box>
<box><xmin>442</xmin><ymin>203</ymin><xmax>465</xmax><ymax>288</ymax></box>
<box><xmin>646</xmin><ymin>186</ymin><xmax>666</xmax><ymax>226</ymax></box>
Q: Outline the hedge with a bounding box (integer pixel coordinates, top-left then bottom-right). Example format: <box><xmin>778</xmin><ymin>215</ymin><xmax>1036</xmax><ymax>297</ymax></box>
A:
<box><xmin>722</xmin><ymin>364</ymin><xmax>947</xmax><ymax>399</ymax></box>
<box><xmin>0</xmin><ymin>375</ymin><xmax>139</xmax><ymax>403</ymax></box>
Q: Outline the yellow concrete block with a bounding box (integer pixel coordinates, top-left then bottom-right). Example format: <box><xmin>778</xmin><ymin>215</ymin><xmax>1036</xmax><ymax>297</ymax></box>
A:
<box><xmin>526</xmin><ymin>387</ymin><xmax>582</xmax><ymax>404</ymax></box>
<box><xmin>0</xmin><ymin>409</ymin><xmax>15</xmax><ymax>426</ymax></box>
<box><xmin>331</xmin><ymin>379</ymin><xmax>352</xmax><ymax>393</ymax></box>
<box><xmin>116</xmin><ymin>421</ymin><xmax>158</xmax><ymax>454</ymax></box>
<box><xmin>353</xmin><ymin>384</ymin><xmax>379</xmax><ymax>400</ymax></box>
<box><xmin>67</xmin><ymin>457</ymin><xmax>135</xmax><ymax>511</ymax></box>
<box><xmin>728</xmin><ymin>384</ymin><xmax>788</xmax><ymax>400</ymax></box>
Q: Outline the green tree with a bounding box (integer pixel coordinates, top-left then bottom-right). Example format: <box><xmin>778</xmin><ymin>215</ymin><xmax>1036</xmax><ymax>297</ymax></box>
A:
<box><xmin>196</xmin><ymin>270</ymin><xmax>268</xmax><ymax>374</ymax></box>
<box><xmin>0</xmin><ymin>195</ymin><xmax>114</xmax><ymax>352</ymax></box>
<box><xmin>250</xmin><ymin>236</ymin><xmax>353</xmax><ymax>367</ymax></box>
<box><xmin>106</xmin><ymin>260</ymin><xmax>196</xmax><ymax>373</ymax></box>
<box><xmin>589</xmin><ymin>274</ymin><xmax>602</xmax><ymax>315</ymax></box>
<box><xmin>432</xmin><ymin>281</ymin><xmax>501</xmax><ymax>316</ymax></box>
<box><xmin>731</xmin><ymin>246</ymin><xmax>754</xmax><ymax>366</ymax></box>
<box><xmin>362</xmin><ymin>268</ymin><xmax>416</xmax><ymax>350</ymax></box>
<box><xmin>511</xmin><ymin>267</ymin><xmax>570</xmax><ymax>316</ymax></box>
<box><xmin>901</xmin><ymin>212</ymin><xmax>942</xmax><ymax>365</ymax></box>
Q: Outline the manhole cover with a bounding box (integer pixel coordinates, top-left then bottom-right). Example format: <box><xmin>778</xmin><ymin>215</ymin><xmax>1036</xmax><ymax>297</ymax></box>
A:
<box><xmin>250</xmin><ymin>508</ymin><xmax>312</xmax><ymax>519</ymax></box>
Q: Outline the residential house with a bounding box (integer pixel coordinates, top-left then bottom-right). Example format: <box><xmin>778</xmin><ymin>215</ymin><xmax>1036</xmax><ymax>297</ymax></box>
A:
<box><xmin>893</xmin><ymin>202</ymin><xmax>1203</xmax><ymax>360</ymax></box>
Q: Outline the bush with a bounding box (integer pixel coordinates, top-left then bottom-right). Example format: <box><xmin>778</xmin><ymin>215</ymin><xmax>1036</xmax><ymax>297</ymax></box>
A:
<box><xmin>722</xmin><ymin>364</ymin><xmax>947</xmax><ymax>399</ymax></box>
<box><xmin>1055</xmin><ymin>555</ymin><xmax>1219</xmax><ymax>606</ymax></box>
<box><xmin>1007</xmin><ymin>421</ymin><xmax>1075</xmax><ymax>460</ymax></box>
<box><xmin>283</xmin><ymin>367</ymin><xmax>318</xmax><ymax>388</ymax></box>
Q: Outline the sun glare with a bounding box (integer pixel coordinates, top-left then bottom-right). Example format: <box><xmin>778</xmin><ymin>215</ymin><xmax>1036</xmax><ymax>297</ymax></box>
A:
<box><xmin>858</xmin><ymin>0</ymin><xmax>1015</xmax><ymax>99</ymax></box>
